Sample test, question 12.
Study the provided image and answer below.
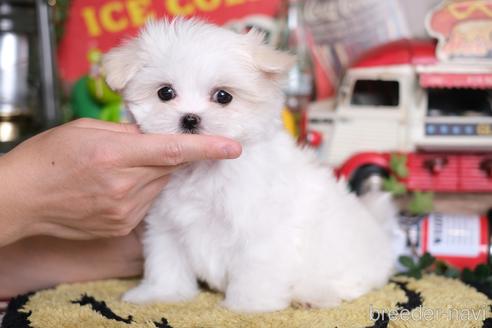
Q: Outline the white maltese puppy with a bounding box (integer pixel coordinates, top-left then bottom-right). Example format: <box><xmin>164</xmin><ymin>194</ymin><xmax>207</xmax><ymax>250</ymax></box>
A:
<box><xmin>103</xmin><ymin>18</ymin><xmax>395</xmax><ymax>313</ymax></box>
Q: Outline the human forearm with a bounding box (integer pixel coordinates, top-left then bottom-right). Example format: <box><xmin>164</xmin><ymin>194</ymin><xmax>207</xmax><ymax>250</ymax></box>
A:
<box><xmin>0</xmin><ymin>233</ymin><xmax>143</xmax><ymax>298</ymax></box>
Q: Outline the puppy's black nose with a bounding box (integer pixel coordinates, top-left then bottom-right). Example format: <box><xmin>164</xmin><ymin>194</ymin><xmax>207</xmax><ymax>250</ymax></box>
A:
<box><xmin>181</xmin><ymin>113</ymin><xmax>201</xmax><ymax>132</ymax></box>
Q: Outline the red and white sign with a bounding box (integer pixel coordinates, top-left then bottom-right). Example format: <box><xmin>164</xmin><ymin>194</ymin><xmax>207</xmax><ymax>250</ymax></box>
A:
<box><xmin>57</xmin><ymin>0</ymin><xmax>281</xmax><ymax>82</ymax></box>
<box><xmin>427</xmin><ymin>0</ymin><xmax>492</xmax><ymax>61</ymax></box>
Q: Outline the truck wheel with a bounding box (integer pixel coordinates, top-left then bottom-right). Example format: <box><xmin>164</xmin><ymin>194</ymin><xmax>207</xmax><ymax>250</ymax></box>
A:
<box><xmin>349</xmin><ymin>165</ymin><xmax>389</xmax><ymax>196</ymax></box>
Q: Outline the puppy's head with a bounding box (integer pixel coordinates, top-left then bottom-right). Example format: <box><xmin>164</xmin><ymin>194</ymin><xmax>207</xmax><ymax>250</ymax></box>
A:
<box><xmin>103</xmin><ymin>18</ymin><xmax>294</xmax><ymax>143</ymax></box>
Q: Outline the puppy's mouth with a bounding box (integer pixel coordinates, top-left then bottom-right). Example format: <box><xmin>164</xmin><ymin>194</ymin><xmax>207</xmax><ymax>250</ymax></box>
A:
<box><xmin>181</xmin><ymin>128</ymin><xmax>200</xmax><ymax>134</ymax></box>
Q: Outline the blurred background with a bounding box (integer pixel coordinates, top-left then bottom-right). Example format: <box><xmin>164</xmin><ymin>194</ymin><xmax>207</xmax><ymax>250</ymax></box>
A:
<box><xmin>0</xmin><ymin>0</ymin><xmax>490</xmax><ymax>217</ymax></box>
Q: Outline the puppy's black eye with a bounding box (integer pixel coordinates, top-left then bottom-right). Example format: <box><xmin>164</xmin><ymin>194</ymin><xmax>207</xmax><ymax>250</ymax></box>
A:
<box><xmin>212</xmin><ymin>89</ymin><xmax>233</xmax><ymax>105</ymax></box>
<box><xmin>157</xmin><ymin>86</ymin><xmax>176</xmax><ymax>101</ymax></box>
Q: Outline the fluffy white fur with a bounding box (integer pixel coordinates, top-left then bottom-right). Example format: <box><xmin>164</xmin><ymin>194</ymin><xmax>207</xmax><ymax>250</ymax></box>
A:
<box><xmin>103</xmin><ymin>18</ymin><xmax>395</xmax><ymax>313</ymax></box>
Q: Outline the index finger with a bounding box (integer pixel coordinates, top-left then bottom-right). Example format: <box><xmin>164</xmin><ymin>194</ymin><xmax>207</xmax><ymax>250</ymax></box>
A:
<box><xmin>68</xmin><ymin>118</ymin><xmax>141</xmax><ymax>134</ymax></box>
<box><xmin>115</xmin><ymin>133</ymin><xmax>242</xmax><ymax>167</ymax></box>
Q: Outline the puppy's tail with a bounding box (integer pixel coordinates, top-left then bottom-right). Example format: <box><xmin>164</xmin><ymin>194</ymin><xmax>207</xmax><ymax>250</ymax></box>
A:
<box><xmin>359</xmin><ymin>191</ymin><xmax>399</xmax><ymax>235</ymax></box>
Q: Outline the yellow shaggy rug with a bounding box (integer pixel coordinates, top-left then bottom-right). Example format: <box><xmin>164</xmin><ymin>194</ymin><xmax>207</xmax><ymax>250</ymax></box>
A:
<box><xmin>2</xmin><ymin>275</ymin><xmax>492</xmax><ymax>328</ymax></box>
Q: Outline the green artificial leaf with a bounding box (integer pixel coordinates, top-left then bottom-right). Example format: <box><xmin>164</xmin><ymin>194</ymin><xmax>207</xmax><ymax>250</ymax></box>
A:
<box><xmin>399</xmin><ymin>255</ymin><xmax>417</xmax><ymax>269</ymax></box>
<box><xmin>445</xmin><ymin>266</ymin><xmax>461</xmax><ymax>279</ymax></box>
<box><xmin>383</xmin><ymin>176</ymin><xmax>407</xmax><ymax>196</ymax></box>
<box><xmin>462</xmin><ymin>268</ymin><xmax>475</xmax><ymax>283</ymax></box>
<box><xmin>418</xmin><ymin>252</ymin><xmax>435</xmax><ymax>269</ymax></box>
<box><xmin>433</xmin><ymin>260</ymin><xmax>448</xmax><ymax>275</ymax></box>
<box><xmin>474</xmin><ymin>265</ymin><xmax>491</xmax><ymax>281</ymax></box>
<box><xmin>433</xmin><ymin>260</ymin><xmax>461</xmax><ymax>278</ymax></box>
<box><xmin>408</xmin><ymin>192</ymin><xmax>434</xmax><ymax>216</ymax></box>
<box><xmin>408</xmin><ymin>269</ymin><xmax>423</xmax><ymax>280</ymax></box>
<box><xmin>390</xmin><ymin>154</ymin><xmax>409</xmax><ymax>178</ymax></box>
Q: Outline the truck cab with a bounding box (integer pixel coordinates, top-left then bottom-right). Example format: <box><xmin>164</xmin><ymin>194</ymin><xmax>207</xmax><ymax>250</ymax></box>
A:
<box><xmin>308</xmin><ymin>39</ymin><xmax>492</xmax><ymax>194</ymax></box>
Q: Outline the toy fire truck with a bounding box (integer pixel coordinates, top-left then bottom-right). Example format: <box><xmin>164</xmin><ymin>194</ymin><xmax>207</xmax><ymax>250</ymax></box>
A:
<box><xmin>308</xmin><ymin>0</ymin><xmax>492</xmax><ymax>195</ymax></box>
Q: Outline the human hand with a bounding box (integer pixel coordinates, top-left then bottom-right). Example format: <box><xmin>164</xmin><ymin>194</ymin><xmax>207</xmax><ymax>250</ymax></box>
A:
<box><xmin>0</xmin><ymin>118</ymin><xmax>241</xmax><ymax>246</ymax></box>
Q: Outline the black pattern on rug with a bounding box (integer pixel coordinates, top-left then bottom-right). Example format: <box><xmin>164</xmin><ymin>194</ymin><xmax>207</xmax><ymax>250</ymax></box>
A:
<box><xmin>365</xmin><ymin>280</ymin><xmax>423</xmax><ymax>328</ymax></box>
<box><xmin>367</xmin><ymin>312</ymin><xmax>390</xmax><ymax>328</ymax></box>
<box><xmin>71</xmin><ymin>294</ymin><xmax>175</xmax><ymax>327</ymax></box>
<box><xmin>71</xmin><ymin>294</ymin><xmax>134</xmax><ymax>324</ymax></box>
<box><xmin>154</xmin><ymin>317</ymin><xmax>173</xmax><ymax>328</ymax></box>
<box><xmin>393</xmin><ymin>281</ymin><xmax>422</xmax><ymax>311</ymax></box>
<box><xmin>0</xmin><ymin>292</ymin><xmax>33</xmax><ymax>328</ymax></box>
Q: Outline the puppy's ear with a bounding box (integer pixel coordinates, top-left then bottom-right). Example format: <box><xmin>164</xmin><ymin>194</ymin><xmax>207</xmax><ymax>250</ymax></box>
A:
<box><xmin>246</xmin><ymin>30</ymin><xmax>295</xmax><ymax>79</ymax></box>
<box><xmin>102</xmin><ymin>38</ymin><xmax>141</xmax><ymax>91</ymax></box>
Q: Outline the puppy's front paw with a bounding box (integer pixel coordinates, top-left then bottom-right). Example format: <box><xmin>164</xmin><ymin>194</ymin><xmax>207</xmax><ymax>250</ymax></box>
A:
<box><xmin>221</xmin><ymin>296</ymin><xmax>289</xmax><ymax>313</ymax></box>
<box><xmin>122</xmin><ymin>284</ymin><xmax>160</xmax><ymax>304</ymax></box>
<box><xmin>122</xmin><ymin>283</ymin><xmax>198</xmax><ymax>304</ymax></box>
<box><xmin>291</xmin><ymin>300</ymin><xmax>313</xmax><ymax>309</ymax></box>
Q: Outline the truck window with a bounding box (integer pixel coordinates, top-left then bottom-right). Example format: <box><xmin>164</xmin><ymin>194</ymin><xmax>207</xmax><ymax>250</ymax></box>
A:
<box><xmin>427</xmin><ymin>88</ymin><xmax>492</xmax><ymax>117</ymax></box>
<box><xmin>350</xmin><ymin>80</ymin><xmax>400</xmax><ymax>107</ymax></box>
